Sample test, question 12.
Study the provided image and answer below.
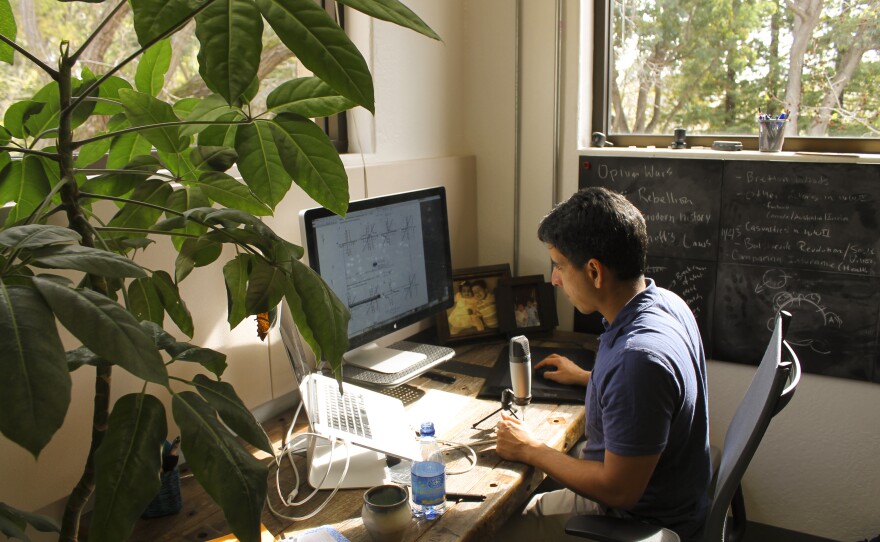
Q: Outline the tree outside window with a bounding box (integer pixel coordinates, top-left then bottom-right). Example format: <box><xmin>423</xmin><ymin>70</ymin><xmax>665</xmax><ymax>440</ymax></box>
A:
<box><xmin>589</xmin><ymin>0</ymin><xmax>879</xmax><ymax>150</ymax></box>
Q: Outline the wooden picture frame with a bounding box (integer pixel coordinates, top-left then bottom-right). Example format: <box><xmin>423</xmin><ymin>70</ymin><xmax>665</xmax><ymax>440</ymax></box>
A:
<box><xmin>497</xmin><ymin>275</ymin><xmax>558</xmax><ymax>335</ymax></box>
<box><xmin>436</xmin><ymin>264</ymin><xmax>511</xmax><ymax>344</ymax></box>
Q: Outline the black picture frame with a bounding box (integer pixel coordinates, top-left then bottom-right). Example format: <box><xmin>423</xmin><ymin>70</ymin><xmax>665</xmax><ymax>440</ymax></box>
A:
<box><xmin>496</xmin><ymin>275</ymin><xmax>558</xmax><ymax>335</ymax></box>
<box><xmin>436</xmin><ymin>264</ymin><xmax>511</xmax><ymax>344</ymax></box>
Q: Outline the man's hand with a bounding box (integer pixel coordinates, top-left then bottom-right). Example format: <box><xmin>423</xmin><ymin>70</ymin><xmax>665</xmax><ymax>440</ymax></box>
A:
<box><xmin>535</xmin><ymin>354</ymin><xmax>591</xmax><ymax>386</ymax></box>
<box><xmin>495</xmin><ymin>412</ymin><xmax>544</xmax><ymax>463</ymax></box>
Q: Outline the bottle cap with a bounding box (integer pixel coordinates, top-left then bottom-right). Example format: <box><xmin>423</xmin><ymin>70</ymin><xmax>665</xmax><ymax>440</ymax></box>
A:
<box><xmin>420</xmin><ymin>422</ymin><xmax>435</xmax><ymax>437</ymax></box>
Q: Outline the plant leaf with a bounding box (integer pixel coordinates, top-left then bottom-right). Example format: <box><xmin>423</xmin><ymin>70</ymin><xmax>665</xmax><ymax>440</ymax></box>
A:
<box><xmin>336</xmin><ymin>0</ymin><xmax>440</xmax><ymax>39</ymax></box>
<box><xmin>118</xmin><ymin>89</ymin><xmax>187</xmax><ymax>153</ymax></box>
<box><xmin>165</xmin><ymin>185</ymin><xmax>210</xmax><ymax>251</ymax></box>
<box><xmin>268</xmin><ymin>115</ymin><xmax>349</xmax><ymax>216</ymax></box>
<box><xmin>0</xmin><ymin>502</ymin><xmax>59</xmax><ymax>534</ymax></box>
<box><xmin>106</xmin><ymin>178</ymin><xmax>174</xmax><ymax>237</ymax></box>
<box><xmin>192</xmin><ymin>374</ymin><xmax>272</xmax><ymax>454</ymax></box>
<box><xmin>75</xmin><ymin>137</ymin><xmax>112</xmax><ymax>169</ymax></box>
<box><xmin>255</xmin><ymin>0</ymin><xmax>374</xmax><ymax>112</ymax></box>
<box><xmin>106</xmin><ymin>132</ymin><xmax>154</xmax><ymax>170</ymax></box>
<box><xmin>0</xmin><ymin>224</ymin><xmax>80</xmax><ymax>250</ymax></box>
<box><xmin>0</xmin><ymin>282</ymin><xmax>70</xmax><ymax>457</ymax></box>
<box><xmin>171</xmin><ymin>346</ymin><xmax>227</xmax><ymax>377</ymax></box>
<box><xmin>135</xmin><ymin>39</ymin><xmax>172</xmax><ymax>97</ymax></box>
<box><xmin>130</xmin><ymin>0</ymin><xmax>208</xmax><ymax>45</ymax></box>
<box><xmin>0</xmin><ymin>0</ymin><xmax>15</xmax><ymax>65</ymax></box>
<box><xmin>172</xmin><ymin>392</ymin><xmax>267</xmax><ymax>542</ymax></box>
<box><xmin>223</xmin><ymin>254</ymin><xmax>252</xmax><ymax>328</ymax></box>
<box><xmin>196</xmin><ymin>172</ymin><xmax>272</xmax><ymax>216</ymax></box>
<box><xmin>90</xmin><ymin>394</ymin><xmax>166</xmax><ymax>542</ymax></box>
<box><xmin>0</xmin><ymin>155</ymin><xmax>51</xmax><ymax>226</ymax></box>
<box><xmin>128</xmin><ymin>277</ymin><xmax>164</xmax><ymax>326</ymax></box>
<box><xmin>175</xmin><ymin>236</ymin><xmax>222</xmax><ymax>282</ymax></box>
<box><xmin>265</xmin><ymin>77</ymin><xmax>356</xmax><ymax>117</ymax></box>
<box><xmin>181</xmin><ymin>95</ymin><xmax>242</xmax><ymax>137</ymax></box>
<box><xmin>285</xmin><ymin>259</ymin><xmax>349</xmax><ymax>368</ymax></box>
<box><xmin>190</xmin><ymin>146</ymin><xmax>238</xmax><ymax>172</ymax></box>
<box><xmin>234</xmin><ymin>121</ymin><xmax>292</xmax><ymax>209</ymax></box>
<box><xmin>152</xmin><ymin>270</ymin><xmax>194</xmax><ymax>338</ymax></box>
<box><xmin>32</xmin><ymin>277</ymin><xmax>168</xmax><ymax>385</ymax></box>
<box><xmin>67</xmin><ymin>346</ymin><xmax>111</xmax><ymax>371</ymax></box>
<box><xmin>195</xmin><ymin>0</ymin><xmax>263</xmax><ymax>105</ymax></box>
<box><xmin>29</xmin><ymin>244</ymin><xmax>147</xmax><ymax>278</ymax></box>
<box><xmin>93</xmin><ymin>76</ymin><xmax>132</xmax><ymax>116</ymax></box>
<box><xmin>158</xmin><ymin>148</ymin><xmax>200</xmax><ymax>181</ymax></box>
<box><xmin>245</xmin><ymin>259</ymin><xmax>287</xmax><ymax>315</ymax></box>
<box><xmin>3</xmin><ymin>100</ymin><xmax>43</xmax><ymax>139</ymax></box>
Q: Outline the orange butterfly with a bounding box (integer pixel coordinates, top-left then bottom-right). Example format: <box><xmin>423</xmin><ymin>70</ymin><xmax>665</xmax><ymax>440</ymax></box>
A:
<box><xmin>256</xmin><ymin>312</ymin><xmax>270</xmax><ymax>341</ymax></box>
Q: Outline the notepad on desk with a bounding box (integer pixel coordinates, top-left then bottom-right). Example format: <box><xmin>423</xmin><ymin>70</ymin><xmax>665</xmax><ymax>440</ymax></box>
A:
<box><xmin>208</xmin><ymin>525</ymin><xmax>349</xmax><ymax>542</ymax></box>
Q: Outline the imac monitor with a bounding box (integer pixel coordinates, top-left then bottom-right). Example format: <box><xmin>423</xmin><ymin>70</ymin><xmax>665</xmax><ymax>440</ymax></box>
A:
<box><xmin>299</xmin><ymin>186</ymin><xmax>454</xmax><ymax>374</ymax></box>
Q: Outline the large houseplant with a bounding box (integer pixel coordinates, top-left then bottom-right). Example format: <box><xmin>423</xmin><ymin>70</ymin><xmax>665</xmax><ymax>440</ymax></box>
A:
<box><xmin>0</xmin><ymin>1</ymin><xmax>438</xmax><ymax>541</ymax></box>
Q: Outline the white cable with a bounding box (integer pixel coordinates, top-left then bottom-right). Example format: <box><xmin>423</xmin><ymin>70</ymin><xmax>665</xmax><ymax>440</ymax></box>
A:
<box><xmin>266</xmin><ymin>396</ymin><xmax>352</xmax><ymax>522</ymax></box>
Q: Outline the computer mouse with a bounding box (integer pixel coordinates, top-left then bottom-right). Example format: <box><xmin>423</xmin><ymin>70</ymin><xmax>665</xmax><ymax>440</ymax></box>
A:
<box><xmin>534</xmin><ymin>365</ymin><xmax>555</xmax><ymax>379</ymax></box>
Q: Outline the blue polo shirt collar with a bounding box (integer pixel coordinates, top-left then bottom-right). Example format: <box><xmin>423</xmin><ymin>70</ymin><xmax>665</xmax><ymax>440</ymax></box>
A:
<box><xmin>599</xmin><ymin>278</ymin><xmax>657</xmax><ymax>347</ymax></box>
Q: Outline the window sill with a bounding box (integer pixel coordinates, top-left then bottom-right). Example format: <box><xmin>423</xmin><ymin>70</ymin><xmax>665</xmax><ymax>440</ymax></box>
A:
<box><xmin>577</xmin><ymin>146</ymin><xmax>880</xmax><ymax>164</ymax></box>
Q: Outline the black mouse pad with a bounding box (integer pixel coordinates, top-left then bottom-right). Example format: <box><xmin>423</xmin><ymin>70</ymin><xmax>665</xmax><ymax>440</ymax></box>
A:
<box><xmin>477</xmin><ymin>346</ymin><xmax>595</xmax><ymax>404</ymax></box>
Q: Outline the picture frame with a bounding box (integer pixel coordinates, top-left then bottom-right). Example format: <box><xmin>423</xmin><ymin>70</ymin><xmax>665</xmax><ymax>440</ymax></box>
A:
<box><xmin>496</xmin><ymin>275</ymin><xmax>558</xmax><ymax>335</ymax></box>
<box><xmin>436</xmin><ymin>264</ymin><xmax>511</xmax><ymax>344</ymax></box>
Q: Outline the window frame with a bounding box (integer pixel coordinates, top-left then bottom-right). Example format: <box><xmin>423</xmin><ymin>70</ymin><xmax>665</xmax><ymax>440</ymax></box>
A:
<box><xmin>590</xmin><ymin>0</ymin><xmax>880</xmax><ymax>154</ymax></box>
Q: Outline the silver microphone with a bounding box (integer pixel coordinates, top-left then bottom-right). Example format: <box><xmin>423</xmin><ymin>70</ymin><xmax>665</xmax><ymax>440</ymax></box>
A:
<box><xmin>509</xmin><ymin>335</ymin><xmax>531</xmax><ymax>407</ymax></box>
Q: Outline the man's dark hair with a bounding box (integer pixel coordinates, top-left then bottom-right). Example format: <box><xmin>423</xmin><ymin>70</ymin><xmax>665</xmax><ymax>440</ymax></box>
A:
<box><xmin>537</xmin><ymin>187</ymin><xmax>647</xmax><ymax>280</ymax></box>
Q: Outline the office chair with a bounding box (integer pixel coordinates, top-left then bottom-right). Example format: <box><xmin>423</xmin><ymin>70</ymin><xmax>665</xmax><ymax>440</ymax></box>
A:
<box><xmin>564</xmin><ymin>310</ymin><xmax>801</xmax><ymax>542</ymax></box>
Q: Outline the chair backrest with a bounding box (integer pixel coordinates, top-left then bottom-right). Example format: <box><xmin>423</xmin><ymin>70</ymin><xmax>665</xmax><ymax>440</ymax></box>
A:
<box><xmin>704</xmin><ymin>311</ymin><xmax>801</xmax><ymax>541</ymax></box>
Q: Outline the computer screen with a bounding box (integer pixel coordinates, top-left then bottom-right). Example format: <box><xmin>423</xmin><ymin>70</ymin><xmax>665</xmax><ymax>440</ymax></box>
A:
<box><xmin>299</xmin><ymin>186</ymin><xmax>453</xmax><ymax>373</ymax></box>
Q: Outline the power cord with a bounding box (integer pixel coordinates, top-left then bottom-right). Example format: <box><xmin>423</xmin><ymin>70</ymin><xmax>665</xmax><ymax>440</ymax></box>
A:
<box><xmin>266</xmin><ymin>400</ymin><xmax>352</xmax><ymax>522</ymax></box>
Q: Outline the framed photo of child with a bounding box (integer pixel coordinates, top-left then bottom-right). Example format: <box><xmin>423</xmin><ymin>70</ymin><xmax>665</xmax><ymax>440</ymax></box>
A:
<box><xmin>496</xmin><ymin>275</ymin><xmax>558</xmax><ymax>336</ymax></box>
<box><xmin>436</xmin><ymin>264</ymin><xmax>511</xmax><ymax>344</ymax></box>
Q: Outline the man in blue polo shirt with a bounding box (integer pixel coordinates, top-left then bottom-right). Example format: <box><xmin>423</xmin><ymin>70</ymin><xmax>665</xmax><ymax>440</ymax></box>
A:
<box><xmin>495</xmin><ymin>187</ymin><xmax>711</xmax><ymax>542</ymax></box>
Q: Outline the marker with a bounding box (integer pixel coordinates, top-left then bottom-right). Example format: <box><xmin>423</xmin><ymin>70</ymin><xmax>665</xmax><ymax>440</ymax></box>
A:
<box><xmin>446</xmin><ymin>493</ymin><xmax>486</xmax><ymax>502</ymax></box>
<box><xmin>422</xmin><ymin>371</ymin><xmax>456</xmax><ymax>384</ymax></box>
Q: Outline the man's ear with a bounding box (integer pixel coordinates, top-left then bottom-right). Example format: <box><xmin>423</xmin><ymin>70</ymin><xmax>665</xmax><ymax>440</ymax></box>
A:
<box><xmin>585</xmin><ymin>258</ymin><xmax>603</xmax><ymax>286</ymax></box>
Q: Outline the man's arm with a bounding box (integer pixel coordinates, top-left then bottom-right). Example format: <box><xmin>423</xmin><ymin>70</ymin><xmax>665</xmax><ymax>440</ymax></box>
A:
<box><xmin>495</xmin><ymin>414</ymin><xmax>659</xmax><ymax>509</ymax></box>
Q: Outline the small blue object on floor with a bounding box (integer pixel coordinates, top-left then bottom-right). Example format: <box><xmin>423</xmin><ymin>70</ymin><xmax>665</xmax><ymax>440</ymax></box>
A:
<box><xmin>279</xmin><ymin>525</ymin><xmax>349</xmax><ymax>542</ymax></box>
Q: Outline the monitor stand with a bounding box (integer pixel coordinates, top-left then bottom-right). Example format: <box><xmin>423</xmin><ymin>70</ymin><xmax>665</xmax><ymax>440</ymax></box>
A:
<box><xmin>343</xmin><ymin>342</ymin><xmax>427</xmax><ymax>374</ymax></box>
<box><xmin>307</xmin><ymin>441</ymin><xmax>392</xmax><ymax>489</ymax></box>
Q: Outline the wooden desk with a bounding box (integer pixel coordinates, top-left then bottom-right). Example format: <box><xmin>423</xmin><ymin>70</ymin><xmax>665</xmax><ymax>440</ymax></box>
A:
<box><xmin>127</xmin><ymin>332</ymin><xmax>593</xmax><ymax>542</ymax></box>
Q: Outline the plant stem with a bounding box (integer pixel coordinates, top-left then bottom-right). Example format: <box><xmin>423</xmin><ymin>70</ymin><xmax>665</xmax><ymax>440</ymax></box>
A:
<box><xmin>55</xmin><ymin>48</ymin><xmax>111</xmax><ymax>542</ymax></box>
<box><xmin>67</xmin><ymin>0</ymin><xmax>221</xmax><ymax>115</ymax></box>
<box><xmin>72</xmin><ymin>119</ymin><xmax>252</xmax><ymax>149</ymax></box>
<box><xmin>0</xmin><ymin>32</ymin><xmax>59</xmax><ymax>79</ymax></box>
<box><xmin>69</xmin><ymin>0</ymin><xmax>129</xmax><ymax>63</ymax></box>
<box><xmin>0</xmin><ymin>146</ymin><xmax>61</xmax><ymax>160</ymax></box>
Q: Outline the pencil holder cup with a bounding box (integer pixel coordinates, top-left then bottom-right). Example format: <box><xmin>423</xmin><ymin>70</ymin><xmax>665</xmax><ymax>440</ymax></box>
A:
<box><xmin>141</xmin><ymin>468</ymin><xmax>182</xmax><ymax>519</ymax></box>
<box><xmin>757</xmin><ymin>119</ymin><xmax>788</xmax><ymax>152</ymax></box>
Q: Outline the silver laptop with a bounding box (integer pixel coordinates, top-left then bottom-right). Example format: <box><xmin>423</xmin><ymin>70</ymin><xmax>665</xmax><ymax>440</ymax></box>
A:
<box><xmin>279</xmin><ymin>310</ymin><xmax>420</xmax><ymax>488</ymax></box>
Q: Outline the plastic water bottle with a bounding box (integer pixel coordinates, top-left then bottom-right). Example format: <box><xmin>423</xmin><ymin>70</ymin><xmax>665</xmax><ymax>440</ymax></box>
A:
<box><xmin>410</xmin><ymin>422</ymin><xmax>446</xmax><ymax>519</ymax></box>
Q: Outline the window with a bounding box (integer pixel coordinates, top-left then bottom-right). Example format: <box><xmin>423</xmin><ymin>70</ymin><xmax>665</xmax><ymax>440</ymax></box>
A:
<box><xmin>2</xmin><ymin>0</ymin><xmax>347</xmax><ymax>152</ymax></box>
<box><xmin>587</xmin><ymin>0</ymin><xmax>880</xmax><ymax>153</ymax></box>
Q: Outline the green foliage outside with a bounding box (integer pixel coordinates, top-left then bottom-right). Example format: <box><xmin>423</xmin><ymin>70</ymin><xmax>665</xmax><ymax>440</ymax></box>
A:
<box><xmin>0</xmin><ymin>1</ymin><xmax>438</xmax><ymax>541</ymax></box>
<box><xmin>610</xmin><ymin>0</ymin><xmax>880</xmax><ymax>137</ymax></box>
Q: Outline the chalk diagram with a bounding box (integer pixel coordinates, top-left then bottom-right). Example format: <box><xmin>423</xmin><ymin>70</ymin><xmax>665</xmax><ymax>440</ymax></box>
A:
<box><xmin>754</xmin><ymin>268</ymin><xmax>842</xmax><ymax>355</ymax></box>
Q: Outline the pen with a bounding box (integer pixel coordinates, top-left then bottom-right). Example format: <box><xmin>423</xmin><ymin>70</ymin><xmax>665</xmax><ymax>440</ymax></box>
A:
<box><xmin>446</xmin><ymin>493</ymin><xmax>486</xmax><ymax>502</ymax></box>
<box><xmin>422</xmin><ymin>371</ymin><xmax>456</xmax><ymax>384</ymax></box>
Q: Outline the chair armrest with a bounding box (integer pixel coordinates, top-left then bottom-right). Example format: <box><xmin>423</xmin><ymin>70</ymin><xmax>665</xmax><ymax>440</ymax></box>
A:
<box><xmin>564</xmin><ymin>515</ymin><xmax>679</xmax><ymax>542</ymax></box>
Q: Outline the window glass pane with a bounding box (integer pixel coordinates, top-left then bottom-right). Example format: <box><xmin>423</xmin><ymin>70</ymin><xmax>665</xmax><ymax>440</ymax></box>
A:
<box><xmin>2</xmin><ymin>0</ymin><xmax>343</xmax><ymax>147</ymax></box>
<box><xmin>607</xmin><ymin>0</ymin><xmax>879</xmax><ymax>139</ymax></box>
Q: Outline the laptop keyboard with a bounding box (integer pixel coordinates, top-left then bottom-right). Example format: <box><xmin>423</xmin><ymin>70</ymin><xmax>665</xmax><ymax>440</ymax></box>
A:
<box><xmin>318</xmin><ymin>380</ymin><xmax>372</xmax><ymax>439</ymax></box>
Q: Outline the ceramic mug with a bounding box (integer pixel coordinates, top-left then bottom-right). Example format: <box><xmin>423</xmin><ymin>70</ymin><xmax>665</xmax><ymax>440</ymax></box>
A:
<box><xmin>362</xmin><ymin>484</ymin><xmax>412</xmax><ymax>542</ymax></box>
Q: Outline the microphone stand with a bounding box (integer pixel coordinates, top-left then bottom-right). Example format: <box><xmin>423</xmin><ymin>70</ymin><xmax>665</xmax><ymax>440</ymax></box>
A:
<box><xmin>471</xmin><ymin>388</ymin><xmax>520</xmax><ymax>430</ymax></box>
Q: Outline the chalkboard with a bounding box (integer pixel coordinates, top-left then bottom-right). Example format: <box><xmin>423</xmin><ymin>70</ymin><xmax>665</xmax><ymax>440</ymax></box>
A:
<box><xmin>579</xmin><ymin>155</ymin><xmax>880</xmax><ymax>383</ymax></box>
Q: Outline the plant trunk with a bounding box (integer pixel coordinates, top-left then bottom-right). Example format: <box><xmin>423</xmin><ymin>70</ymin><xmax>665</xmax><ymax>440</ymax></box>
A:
<box><xmin>55</xmin><ymin>50</ymin><xmax>114</xmax><ymax>542</ymax></box>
